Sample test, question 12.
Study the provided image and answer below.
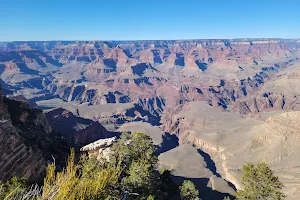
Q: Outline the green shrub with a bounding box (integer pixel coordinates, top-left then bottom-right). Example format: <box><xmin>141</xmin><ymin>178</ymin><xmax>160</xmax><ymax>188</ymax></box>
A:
<box><xmin>0</xmin><ymin>132</ymin><xmax>181</xmax><ymax>200</ymax></box>
<box><xmin>110</xmin><ymin>132</ymin><xmax>158</xmax><ymax>199</ymax></box>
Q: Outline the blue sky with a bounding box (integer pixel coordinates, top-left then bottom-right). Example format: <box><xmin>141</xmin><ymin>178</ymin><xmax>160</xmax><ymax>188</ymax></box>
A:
<box><xmin>0</xmin><ymin>0</ymin><xmax>299</xmax><ymax>41</ymax></box>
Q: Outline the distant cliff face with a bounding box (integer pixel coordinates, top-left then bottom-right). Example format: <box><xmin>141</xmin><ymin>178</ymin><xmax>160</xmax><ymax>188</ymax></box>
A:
<box><xmin>1</xmin><ymin>39</ymin><xmax>300</xmax><ymax>129</ymax></box>
<box><xmin>1</xmin><ymin>39</ymin><xmax>300</xmax><ymax>115</ymax></box>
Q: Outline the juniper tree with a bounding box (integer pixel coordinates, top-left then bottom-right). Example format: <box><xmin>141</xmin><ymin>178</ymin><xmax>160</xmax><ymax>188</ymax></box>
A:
<box><xmin>180</xmin><ymin>180</ymin><xmax>199</xmax><ymax>200</ymax></box>
<box><xmin>236</xmin><ymin>162</ymin><xmax>285</xmax><ymax>200</ymax></box>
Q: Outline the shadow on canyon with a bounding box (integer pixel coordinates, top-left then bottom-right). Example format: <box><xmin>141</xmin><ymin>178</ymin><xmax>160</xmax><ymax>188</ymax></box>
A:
<box><xmin>172</xmin><ymin>176</ymin><xmax>235</xmax><ymax>200</ymax></box>
<box><xmin>197</xmin><ymin>149</ymin><xmax>237</xmax><ymax>192</ymax></box>
<box><xmin>197</xmin><ymin>149</ymin><xmax>221</xmax><ymax>177</ymax></box>
<box><xmin>156</xmin><ymin>132</ymin><xmax>179</xmax><ymax>155</ymax></box>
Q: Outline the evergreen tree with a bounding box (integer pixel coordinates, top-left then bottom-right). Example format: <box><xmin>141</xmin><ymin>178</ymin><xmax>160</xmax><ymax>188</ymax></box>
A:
<box><xmin>122</xmin><ymin>159</ymin><xmax>153</xmax><ymax>196</ymax></box>
<box><xmin>110</xmin><ymin>132</ymin><xmax>158</xmax><ymax>199</ymax></box>
<box><xmin>110</xmin><ymin>132</ymin><xmax>158</xmax><ymax>168</ymax></box>
<box><xmin>180</xmin><ymin>180</ymin><xmax>199</xmax><ymax>200</ymax></box>
<box><xmin>236</xmin><ymin>162</ymin><xmax>285</xmax><ymax>200</ymax></box>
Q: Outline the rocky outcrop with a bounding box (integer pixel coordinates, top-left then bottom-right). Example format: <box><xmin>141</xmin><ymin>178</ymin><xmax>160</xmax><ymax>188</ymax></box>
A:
<box><xmin>80</xmin><ymin>137</ymin><xmax>116</xmax><ymax>161</ymax></box>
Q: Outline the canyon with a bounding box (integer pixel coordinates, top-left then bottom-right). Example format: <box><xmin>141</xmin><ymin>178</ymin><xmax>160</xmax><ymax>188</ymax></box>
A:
<box><xmin>1</xmin><ymin>39</ymin><xmax>300</xmax><ymax>199</ymax></box>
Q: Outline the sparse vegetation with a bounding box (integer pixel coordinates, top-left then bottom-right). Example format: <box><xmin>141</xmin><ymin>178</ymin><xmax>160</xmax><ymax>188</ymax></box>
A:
<box><xmin>0</xmin><ymin>132</ymin><xmax>183</xmax><ymax>200</ymax></box>
<box><xmin>42</xmin><ymin>148</ymin><xmax>122</xmax><ymax>199</ymax></box>
<box><xmin>0</xmin><ymin>134</ymin><xmax>288</xmax><ymax>200</ymax></box>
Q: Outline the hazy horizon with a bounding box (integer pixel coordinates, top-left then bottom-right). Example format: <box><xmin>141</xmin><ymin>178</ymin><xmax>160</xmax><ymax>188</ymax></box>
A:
<box><xmin>1</xmin><ymin>37</ymin><xmax>300</xmax><ymax>43</ymax></box>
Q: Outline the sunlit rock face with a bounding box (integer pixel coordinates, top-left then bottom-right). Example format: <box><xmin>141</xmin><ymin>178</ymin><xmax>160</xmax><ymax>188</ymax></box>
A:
<box><xmin>2</xmin><ymin>39</ymin><xmax>300</xmax><ymax>117</ymax></box>
<box><xmin>80</xmin><ymin>137</ymin><xmax>116</xmax><ymax>161</ymax></box>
